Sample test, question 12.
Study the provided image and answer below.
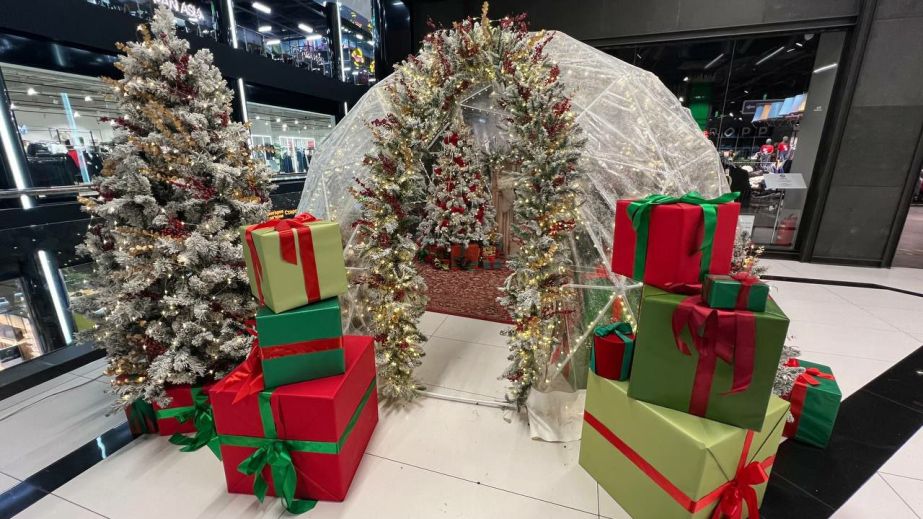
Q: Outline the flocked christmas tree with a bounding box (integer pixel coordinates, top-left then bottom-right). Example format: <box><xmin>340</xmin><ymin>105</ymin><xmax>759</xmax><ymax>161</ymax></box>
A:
<box><xmin>418</xmin><ymin>125</ymin><xmax>496</xmax><ymax>251</ymax></box>
<box><xmin>75</xmin><ymin>8</ymin><xmax>273</xmax><ymax>407</ymax></box>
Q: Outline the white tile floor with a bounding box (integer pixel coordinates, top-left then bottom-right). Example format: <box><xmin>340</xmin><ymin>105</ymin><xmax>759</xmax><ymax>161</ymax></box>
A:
<box><xmin>1</xmin><ymin>260</ymin><xmax>921</xmax><ymax>519</ymax></box>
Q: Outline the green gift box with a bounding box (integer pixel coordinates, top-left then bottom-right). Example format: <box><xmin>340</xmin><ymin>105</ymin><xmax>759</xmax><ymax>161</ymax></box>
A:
<box><xmin>580</xmin><ymin>374</ymin><xmax>789</xmax><ymax>519</ymax></box>
<box><xmin>242</xmin><ymin>214</ymin><xmax>348</xmax><ymax>314</ymax></box>
<box><xmin>782</xmin><ymin>359</ymin><xmax>841</xmax><ymax>448</ymax></box>
<box><xmin>702</xmin><ymin>274</ymin><xmax>770</xmax><ymax>312</ymax></box>
<box><xmin>256</xmin><ymin>298</ymin><xmax>345</xmax><ymax>389</ymax></box>
<box><xmin>628</xmin><ymin>285</ymin><xmax>789</xmax><ymax>431</ymax></box>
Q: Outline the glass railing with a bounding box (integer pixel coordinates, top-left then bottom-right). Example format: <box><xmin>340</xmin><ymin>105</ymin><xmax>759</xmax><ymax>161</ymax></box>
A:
<box><xmin>82</xmin><ymin>0</ymin><xmax>220</xmax><ymax>41</ymax></box>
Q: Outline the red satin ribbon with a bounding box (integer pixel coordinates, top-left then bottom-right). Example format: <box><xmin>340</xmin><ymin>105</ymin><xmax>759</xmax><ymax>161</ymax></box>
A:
<box><xmin>672</xmin><ymin>296</ymin><xmax>757</xmax><ymax>417</ymax></box>
<box><xmin>584</xmin><ymin>411</ymin><xmax>772</xmax><ymax>517</ymax></box>
<box><xmin>209</xmin><ymin>343</ymin><xmax>267</xmax><ymax>404</ymax></box>
<box><xmin>731</xmin><ymin>272</ymin><xmax>760</xmax><ymax>310</ymax></box>
<box><xmin>783</xmin><ymin>360</ymin><xmax>835</xmax><ymax>437</ymax></box>
<box><xmin>260</xmin><ymin>337</ymin><xmax>343</xmax><ymax>360</ymax></box>
<box><xmin>244</xmin><ymin>213</ymin><xmax>321</xmax><ymax>306</ymax></box>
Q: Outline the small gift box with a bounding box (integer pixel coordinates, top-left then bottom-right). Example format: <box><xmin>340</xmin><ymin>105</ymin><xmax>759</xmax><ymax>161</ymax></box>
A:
<box><xmin>153</xmin><ymin>384</ymin><xmax>221</xmax><ymax>458</ymax></box>
<box><xmin>628</xmin><ymin>285</ymin><xmax>789</xmax><ymax>431</ymax></box>
<box><xmin>612</xmin><ymin>193</ymin><xmax>740</xmax><ymax>289</ymax></box>
<box><xmin>211</xmin><ymin>336</ymin><xmax>378</xmax><ymax>514</ymax></box>
<box><xmin>242</xmin><ymin>213</ymin><xmax>348</xmax><ymax>314</ymax></box>
<box><xmin>782</xmin><ymin>359</ymin><xmax>841</xmax><ymax>448</ymax></box>
<box><xmin>581</xmin><ymin>373</ymin><xmax>789</xmax><ymax>519</ymax></box>
<box><xmin>255</xmin><ymin>298</ymin><xmax>345</xmax><ymax>389</ymax></box>
<box><xmin>124</xmin><ymin>398</ymin><xmax>158</xmax><ymax>435</ymax></box>
<box><xmin>591</xmin><ymin>322</ymin><xmax>635</xmax><ymax>381</ymax></box>
<box><xmin>702</xmin><ymin>273</ymin><xmax>769</xmax><ymax>312</ymax></box>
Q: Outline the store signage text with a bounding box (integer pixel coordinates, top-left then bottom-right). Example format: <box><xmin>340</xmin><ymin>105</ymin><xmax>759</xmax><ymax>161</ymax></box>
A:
<box><xmin>154</xmin><ymin>0</ymin><xmax>206</xmax><ymax>22</ymax></box>
<box><xmin>704</xmin><ymin>126</ymin><xmax>772</xmax><ymax>139</ymax></box>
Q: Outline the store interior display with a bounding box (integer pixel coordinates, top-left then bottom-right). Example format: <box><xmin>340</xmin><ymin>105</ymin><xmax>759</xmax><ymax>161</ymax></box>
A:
<box><xmin>232</xmin><ymin>1</ymin><xmax>334</xmax><ymax>76</ymax></box>
<box><xmin>84</xmin><ymin>0</ymin><xmax>220</xmax><ymax>41</ymax></box>
<box><xmin>247</xmin><ymin>102</ymin><xmax>334</xmax><ymax>175</ymax></box>
<box><xmin>0</xmin><ymin>278</ymin><xmax>43</xmax><ymax>371</ymax></box>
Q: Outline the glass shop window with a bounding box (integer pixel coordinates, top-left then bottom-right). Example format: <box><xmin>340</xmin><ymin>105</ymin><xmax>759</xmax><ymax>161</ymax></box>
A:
<box><xmin>0</xmin><ymin>278</ymin><xmax>44</xmax><ymax>372</ymax></box>
<box><xmin>339</xmin><ymin>3</ymin><xmax>376</xmax><ymax>85</ymax></box>
<box><xmin>234</xmin><ymin>2</ymin><xmax>333</xmax><ymax>77</ymax></box>
<box><xmin>60</xmin><ymin>262</ymin><xmax>100</xmax><ymax>334</ymax></box>
<box><xmin>608</xmin><ymin>31</ymin><xmax>845</xmax><ymax>250</ymax></box>
<box><xmin>246</xmin><ymin>102</ymin><xmax>334</xmax><ymax>178</ymax></box>
<box><xmin>83</xmin><ymin>0</ymin><xmax>220</xmax><ymax>41</ymax></box>
<box><xmin>2</xmin><ymin>63</ymin><xmax>119</xmax><ymax>188</ymax></box>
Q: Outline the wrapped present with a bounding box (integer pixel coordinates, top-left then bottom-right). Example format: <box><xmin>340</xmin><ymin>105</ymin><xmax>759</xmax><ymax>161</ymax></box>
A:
<box><xmin>124</xmin><ymin>398</ymin><xmax>158</xmax><ymax>435</ymax></box>
<box><xmin>612</xmin><ymin>193</ymin><xmax>740</xmax><ymax>289</ymax></box>
<box><xmin>256</xmin><ymin>298</ymin><xmax>345</xmax><ymax>389</ymax></box>
<box><xmin>153</xmin><ymin>384</ymin><xmax>221</xmax><ymax>458</ymax></box>
<box><xmin>591</xmin><ymin>322</ymin><xmax>635</xmax><ymax>381</ymax></box>
<box><xmin>628</xmin><ymin>286</ymin><xmax>788</xmax><ymax>430</ymax></box>
<box><xmin>782</xmin><ymin>359</ymin><xmax>841</xmax><ymax>448</ymax></box>
<box><xmin>211</xmin><ymin>336</ymin><xmax>378</xmax><ymax>514</ymax></box>
<box><xmin>242</xmin><ymin>213</ymin><xmax>348</xmax><ymax>314</ymax></box>
<box><xmin>581</xmin><ymin>373</ymin><xmax>789</xmax><ymax>519</ymax></box>
<box><xmin>703</xmin><ymin>273</ymin><xmax>770</xmax><ymax>312</ymax></box>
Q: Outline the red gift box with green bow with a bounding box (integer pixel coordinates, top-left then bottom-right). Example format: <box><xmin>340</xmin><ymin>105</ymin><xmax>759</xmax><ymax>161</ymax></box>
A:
<box><xmin>153</xmin><ymin>384</ymin><xmax>222</xmax><ymax>459</ymax></box>
<box><xmin>591</xmin><ymin>322</ymin><xmax>635</xmax><ymax>381</ymax></box>
<box><xmin>210</xmin><ymin>335</ymin><xmax>378</xmax><ymax>514</ymax></box>
<box><xmin>782</xmin><ymin>359</ymin><xmax>841</xmax><ymax>448</ymax></box>
<box><xmin>612</xmin><ymin>192</ymin><xmax>740</xmax><ymax>289</ymax></box>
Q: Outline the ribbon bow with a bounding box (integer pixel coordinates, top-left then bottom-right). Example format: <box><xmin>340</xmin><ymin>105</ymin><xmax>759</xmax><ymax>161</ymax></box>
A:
<box><xmin>711</xmin><ymin>460</ymin><xmax>769</xmax><ymax>519</ymax></box>
<box><xmin>672</xmin><ymin>296</ymin><xmax>756</xmax><ymax>417</ymax></box>
<box><xmin>244</xmin><ymin>213</ymin><xmax>320</xmax><ymax>306</ymax></box>
<box><xmin>238</xmin><ymin>439</ymin><xmax>317</xmax><ymax>514</ymax></box>
<box><xmin>786</xmin><ymin>359</ymin><xmax>835</xmax><ymax>386</ymax></box>
<box><xmin>627</xmin><ymin>192</ymin><xmax>739</xmax><ymax>280</ymax></box>
<box><xmin>730</xmin><ymin>272</ymin><xmax>761</xmax><ymax>309</ymax></box>
<box><xmin>594</xmin><ymin>321</ymin><xmax>633</xmax><ymax>339</ymax></box>
<box><xmin>167</xmin><ymin>388</ymin><xmax>222</xmax><ymax>460</ymax></box>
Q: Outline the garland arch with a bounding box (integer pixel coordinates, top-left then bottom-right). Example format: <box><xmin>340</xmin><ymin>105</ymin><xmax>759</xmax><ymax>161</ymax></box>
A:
<box><xmin>351</xmin><ymin>6</ymin><xmax>584</xmax><ymax>405</ymax></box>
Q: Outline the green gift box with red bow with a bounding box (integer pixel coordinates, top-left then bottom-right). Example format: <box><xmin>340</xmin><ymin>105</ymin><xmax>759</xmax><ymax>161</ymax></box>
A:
<box><xmin>580</xmin><ymin>373</ymin><xmax>789</xmax><ymax>519</ymax></box>
<box><xmin>242</xmin><ymin>213</ymin><xmax>348</xmax><ymax>314</ymax></box>
<box><xmin>628</xmin><ymin>285</ymin><xmax>789</xmax><ymax>431</ymax></box>
<box><xmin>210</xmin><ymin>335</ymin><xmax>378</xmax><ymax>515</ymax></box>
<box><xmin>702</xmin><ymin>273</ymin><xmax>770</xmax><ymax>312</ymax></box>
<box><xmin>782</xmin><ymin>359</ymin><xmax>841</xmax><ymax>448</ymax></box>
<box><xmin>255</xmin><ymin>298</ymin><xmax>345</xmax><ymax>389</ymax></box>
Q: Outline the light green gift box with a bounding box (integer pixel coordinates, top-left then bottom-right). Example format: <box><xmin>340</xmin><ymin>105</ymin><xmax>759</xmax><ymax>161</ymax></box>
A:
<box><xmin>242</xmin><ymin>215</ymin><xmax>348</xmax><ymax>314</ymax></box>
<box><xmin>580</xmin><ymin>373</ymin><xmax>788</xmax><ymax>519</ymax></box>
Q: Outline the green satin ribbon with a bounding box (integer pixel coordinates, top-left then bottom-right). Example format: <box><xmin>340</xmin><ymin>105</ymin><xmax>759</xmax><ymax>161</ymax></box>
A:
<box><xmin>126</xmin><ymin>399</ymin><xmax>158</xmax><ymax>435</ymax></box>
<box><xmin>591</xmin><ymin>322</ymin><xmax>634</xmax><ymax>375</ymax></box>
<box><xmin>158</xmin><ymin>387</ymin><xmax>222</xmax><ymax>460</ymax></box>
<box><xmin>220</xmin><ymin>380</ymin><xmax>376</xmax><ymax>515</ymax></box>
<box><xmin>627</xmin><ymin>192</ymin><xmax>739</xmax><ymax>281</ymax></box>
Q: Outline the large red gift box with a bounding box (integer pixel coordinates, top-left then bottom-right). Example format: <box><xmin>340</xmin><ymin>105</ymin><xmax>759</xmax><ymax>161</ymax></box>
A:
<box><xmin>210</xmin><ymin>335</ymin><xmax>378</xmax><ymax>511</ymax></box>
<box><xmin>153</xmin><ymin>384</ymin><xmax>214</xmax><ymax>436</ymax></box>
<box><xmin>611</xmin><ymin>196</ymin><xmax>739</xmax><ymax>289</ymax></box>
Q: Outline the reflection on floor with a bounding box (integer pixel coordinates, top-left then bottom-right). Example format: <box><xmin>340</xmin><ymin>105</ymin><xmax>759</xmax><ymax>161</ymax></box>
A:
<box><xmin>0</xmin><ymin>260</ymin><xmax>921</xmax><ymax>518</ymax></box>
<box><xmin>894</xmin><ymin>205</ymin><xmax>923</xmax><ymax>269</ymax></box>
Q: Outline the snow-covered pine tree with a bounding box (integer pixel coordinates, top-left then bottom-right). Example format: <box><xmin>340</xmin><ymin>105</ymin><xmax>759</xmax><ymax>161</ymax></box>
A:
<box><xmin>75</xmin><ymin>8</ymin><xmax>273</xmax><ymax>407</ymax></box>
<box><xmin>418</xmin><ymin>125</ymin><xmax>496</xmax><ymax>251</ymax></box>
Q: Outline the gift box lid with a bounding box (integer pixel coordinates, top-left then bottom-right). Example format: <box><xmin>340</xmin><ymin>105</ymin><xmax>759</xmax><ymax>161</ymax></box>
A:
<box><xmin>211</xmin><ymin>335</ymin><xmax>375</xmax><ymax>442</ymax></box>
<box><xmin>585</xmin><ymin>373</ymin><xmax>789</xmax><ymax>501</ymax></box>
<box><xmin>256</xmin><ymin>298</ymin><xmax>342</xmax><ymax>347</ymax></box>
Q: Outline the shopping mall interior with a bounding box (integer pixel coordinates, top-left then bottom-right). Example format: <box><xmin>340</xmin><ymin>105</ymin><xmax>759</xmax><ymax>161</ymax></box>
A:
<box><xmin>0</xmin><ymin>0</ymin><xmax>921</xmax><ymax>518</ymax></box>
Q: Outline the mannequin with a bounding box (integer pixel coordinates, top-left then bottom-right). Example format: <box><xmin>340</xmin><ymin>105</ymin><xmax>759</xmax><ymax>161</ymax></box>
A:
<box><xmin>776</xmin><ymin>136</ymin><xmax>791</xmax><ymax>161</ymax></box>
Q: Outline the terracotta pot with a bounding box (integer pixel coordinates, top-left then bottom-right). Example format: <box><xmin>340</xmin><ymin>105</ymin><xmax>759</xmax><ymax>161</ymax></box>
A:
<box><xmin>450</xmin><ymin>243</ymin><xmax>463</xmax><ymax>269</ymax></box>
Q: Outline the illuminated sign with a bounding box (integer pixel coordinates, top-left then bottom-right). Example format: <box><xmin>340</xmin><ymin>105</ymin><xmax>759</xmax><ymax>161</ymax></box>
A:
<box><xmin>154</xmin><ymin>0</ymin><xmax>206</xmax><ymax>22</ymax></box>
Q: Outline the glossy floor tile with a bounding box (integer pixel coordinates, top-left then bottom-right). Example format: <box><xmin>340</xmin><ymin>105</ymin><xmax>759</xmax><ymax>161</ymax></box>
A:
<box><xmin>13</xmin><ymin>493</ymin><xmax>107</xmax><ymax>519</ymax></box>
<box><xmin>879</xmin><ymin>473</ymin><xmax>923</xmax><ymax>517</ymax></box>
<box><xmin>881</xmin><ymin>429</ymin><xmax>923</xmax><ymax>480</ymax></box>
<box><xmin>831</xmin><ymin>473</ymin><xmax>919</xmax><ymax>519</ymax></box>
<box><xmin>418</xmin><ymin>311</ymin><xmax>449</xmax><ymax>336</ymax></box>
<box><xmin>0</xmin><ymin>376</ymin><xmax>124</xmax><ymax>480</ymax></box>
<box><xmin>0</xmin><ymin>472</ymin><xmax>19</xmax><ymax>494</ymax></box>
<box><xmin>431</xmin><ymin>314</ymin><xmax>510</xmax><ymax>347</ymax></box>
<box><xmin>68</xmin><ymin>358</ymin><xmax>107</xmax><ymax>381</ymax></box>
<box><xmin>416</xmin><ymin>335</ymin><xmax>509</xmax><ymax>399</ymax></box>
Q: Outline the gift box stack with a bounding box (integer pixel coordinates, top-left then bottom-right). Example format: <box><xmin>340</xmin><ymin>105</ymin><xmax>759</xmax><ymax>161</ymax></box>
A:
<box><xmin>196</xmin><ymin>213</ymin><xmax>378</xmax><ymax>514</ymax></box>
<box><xmin>581</xmin><ymin>193</ymin><xmax>841</xmax><ymax>519</ymax></box>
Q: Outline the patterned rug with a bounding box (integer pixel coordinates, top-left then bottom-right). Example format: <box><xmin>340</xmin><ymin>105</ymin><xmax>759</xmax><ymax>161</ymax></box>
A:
<box><xmin>417</xmin><ymin>262</ymin><xmax>514</xmax><ymax>324</ymax></box>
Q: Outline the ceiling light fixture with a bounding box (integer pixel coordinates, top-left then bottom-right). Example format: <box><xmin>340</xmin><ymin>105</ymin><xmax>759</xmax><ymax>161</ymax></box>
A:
<box><xmin>306</xmin><ymin>34</ymin><xmax>323</xmax><ymax>41</ymax></box>
<box><xmin>255</xmin><ymin>115</ymin><xmax>260</xmax><ymax>120</ymax></box>
<box><xmin>682</xmin><ymin>76</ymin><xmax>689</xmax><ymax>82</ymax></box>
<box><xmin>813</xmin><ymin>63</ymin><xmax>838</xmax><ymax>74</ymax></box>
<box><xmin>266</xmin><ymin>38</ymin><xmax>281</xmax><ymax>45</ymax></box>
<box><xmin>84</xmin><ymin>95</ymin><xmax>93</xmax><ymax>102</ymax></box>
<box><xmin>795</xmin><ymin>42</ymin><xmax>803</xmax><ymax>47</ymax></box>
<box><xmin>276</xmin><ymin>117</ymin><xmax>281</xmax><ymax>122</ymax></box>
<box><xmin>252</xmin><ymin>1</ymin><xmax>271</xmax><ymax>13</ymax></box>
<box><xmin>298</xmin><ymin>23</ymin><xmax>314</xmax><ymax>33</ymax></box>
<box><xmin>755</xmin><ymin>46</ymin><xmax>785</xmax><ymax>66</ymax></box>
<box><xmin>258</xmin><ymin>25</ymin><xmax>272</xmax><ymax>32</ymax></box>
<box><xmin>356</xmin><ymin>34</ymin><xmax>364</xmax><ymax>40</ymax></box>
<box><xmin>73</xmin><ymin>111</ymin><xmax>81</xmax><ymax>118</ymax></box>
<box><xmin>678</xmin><ymin>96</ymin><xmax>684</xmax><ymax>102</ymax></box>
<box><xmin>9</xmin><ymin>102</ymin><xmax>16</xmax><ymax>109</ymax></box>
<box><xmin>704</xmin><ymin>53</ymin><xmax>725</xmax><ymax>70</ymax></box>
<box><xmin>27</xmin><ymin>87</ymin><xmax>37</xmax><ymax>95</ymax></box>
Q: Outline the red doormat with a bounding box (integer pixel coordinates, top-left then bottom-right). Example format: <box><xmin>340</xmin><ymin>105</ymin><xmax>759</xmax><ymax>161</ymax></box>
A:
<box><xmin>417</xmin><ymin>262</ymin><xmax>514</xmax><ymax>324</ymax></box>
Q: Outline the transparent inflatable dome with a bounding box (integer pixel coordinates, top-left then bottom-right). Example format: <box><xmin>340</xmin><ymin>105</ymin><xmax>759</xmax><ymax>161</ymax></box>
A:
<box><xmin>297</xmin><ymin>31</ymin><xmax>728</xmax><ymax>399</ymax></box>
